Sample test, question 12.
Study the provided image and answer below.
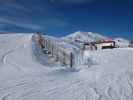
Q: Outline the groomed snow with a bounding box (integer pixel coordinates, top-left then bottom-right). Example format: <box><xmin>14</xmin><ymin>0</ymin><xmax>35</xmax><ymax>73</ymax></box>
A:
<box><xmin>0</xmin><ymin>34</ymin><xmax>133</xmax><ymax>100</ymax></box>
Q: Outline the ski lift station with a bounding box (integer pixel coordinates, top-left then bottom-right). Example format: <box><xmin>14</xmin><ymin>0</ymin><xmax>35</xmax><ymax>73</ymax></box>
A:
<box><xmin>82</xmin><ymin>39</ymin><xmax>116</xmax><ymax>50</ymax></box>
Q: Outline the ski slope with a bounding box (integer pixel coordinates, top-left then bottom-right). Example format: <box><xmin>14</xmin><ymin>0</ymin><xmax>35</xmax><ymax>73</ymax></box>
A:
<box><xmin>0</xmin><ymin>33</ymin><xmax>133</xmax><ymax>100</ymax></box>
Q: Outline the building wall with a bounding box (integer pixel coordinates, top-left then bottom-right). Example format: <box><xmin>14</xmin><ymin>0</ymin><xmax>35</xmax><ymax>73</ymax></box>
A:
<box><xmin>96</xmin><ymin>42</ymin><xmax>115</xmax><ymax>49</ymax></box>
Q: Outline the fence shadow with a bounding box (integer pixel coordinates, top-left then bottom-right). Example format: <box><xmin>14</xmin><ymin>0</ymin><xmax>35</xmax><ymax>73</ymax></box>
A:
<box><xmin>47</xmin><ymin>67</ymin><xmax>80</xmax><ymax>76</ymax></box>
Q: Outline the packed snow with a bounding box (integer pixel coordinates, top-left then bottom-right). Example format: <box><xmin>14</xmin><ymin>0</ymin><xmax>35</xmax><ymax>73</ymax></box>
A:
<box><xmin>0</xmin><ymin>33</ymin><xmax>133</xmax><ymax>100</ymax></box>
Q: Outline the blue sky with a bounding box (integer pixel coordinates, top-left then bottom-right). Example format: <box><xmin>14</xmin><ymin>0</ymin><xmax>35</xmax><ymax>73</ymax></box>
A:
<box><xmin>0</xmin><ymin>0</ymin><xmax>133</xmax><ymax>39</ymax></box>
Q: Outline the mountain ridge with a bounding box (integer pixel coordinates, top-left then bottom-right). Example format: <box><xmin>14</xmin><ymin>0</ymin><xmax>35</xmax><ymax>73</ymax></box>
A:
<box><xmin>62</xmin><ymin>31</ymin><xmax>130</xmax><ymax>43</ymax></box>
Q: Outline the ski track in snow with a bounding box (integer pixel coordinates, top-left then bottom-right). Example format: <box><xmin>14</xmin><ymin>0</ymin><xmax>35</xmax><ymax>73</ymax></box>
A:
<box><xmin>2</xmin><ymin>45</ymin><xmax>25</xmax><ymax>72</ymax></box>
<box><xmin>0</xmin><ymin>34</ymin><xmax>133</xmax><ymax>100</ymax></box>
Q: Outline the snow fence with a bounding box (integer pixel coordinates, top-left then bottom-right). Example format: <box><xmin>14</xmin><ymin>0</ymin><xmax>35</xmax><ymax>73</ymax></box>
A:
<box><xmin>33</xmin><ymin>33</ymin><xmax>84</xmax><ymax>68</ymax></box>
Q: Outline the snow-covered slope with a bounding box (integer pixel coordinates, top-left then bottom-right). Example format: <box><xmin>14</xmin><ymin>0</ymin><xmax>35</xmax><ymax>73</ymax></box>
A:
<box><xmin>114</xmin><ymin>37</ymin><xmax>130</xmax><ymax>47</ymax></box>
<box><xmin>63</xmin><ymin>31</ymin><xmax>130</xmax><ymax>48</ymax></box>
<box><xmin>0</xmin><ymin>33</ymin><xmax>133</xmax><ymax>100</ymax></box>
<box><xmin>63</xmin><ymin>31</ymin><xmax>107</xmax><ymax>42</ymax></box>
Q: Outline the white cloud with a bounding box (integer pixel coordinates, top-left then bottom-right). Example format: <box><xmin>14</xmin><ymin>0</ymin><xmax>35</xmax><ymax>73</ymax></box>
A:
<box><xmin>0</xmin><ymin>0</ymin><xmax>70</xmax><ymax>31</ymax></box>
<box><xmin>0</xmin><ymin>17</ymin><xmax>44</xmax><ymax>30</ymax></box>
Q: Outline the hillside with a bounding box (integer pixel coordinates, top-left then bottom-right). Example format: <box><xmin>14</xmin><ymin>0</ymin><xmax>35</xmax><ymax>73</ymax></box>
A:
<box><xmin>62</xmin><ymin>31</ymin><xmax>108</xmax><ymax>42</ymax></box>
<box><xmin>114</xmin><ymin>37</ymin><xmax>130</xmax><ymax>47</ymax></box>
<box><xmin>62</xmin><ymin>31</ymin><xmax>130</xmax><ymax>49</ymax></box>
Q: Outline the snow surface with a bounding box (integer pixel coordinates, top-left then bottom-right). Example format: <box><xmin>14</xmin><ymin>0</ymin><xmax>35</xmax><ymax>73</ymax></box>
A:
<box><xmin>0</xmin><ymin>33</ymin><xmax>133</xmax><ymax>100</ymax></box>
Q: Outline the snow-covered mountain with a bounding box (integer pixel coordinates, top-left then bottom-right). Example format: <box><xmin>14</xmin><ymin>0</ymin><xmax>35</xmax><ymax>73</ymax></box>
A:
<box><xmin>63</xmin><ymin>31</ymin><xmax>108</xmax><ymax>42</ymax></box>
<box><xmin>63</xmin><ymin>31</ymin><xmax>130</xmax><ymax>48</ymax></box>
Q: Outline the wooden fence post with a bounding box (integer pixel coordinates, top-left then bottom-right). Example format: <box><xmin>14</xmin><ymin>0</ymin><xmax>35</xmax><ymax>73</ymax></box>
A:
<box><xmin>55</xmin><ymin>47</ymin><xmax>59</xmax><ymax>61</ymax></box>
<box><xmin>70</xmin><ymin>52</ymin><xmax>74</xmax><ymax>68</ymax></box>
<box><xmin>51</xmin><ymin>44</ymin><xmax>54</xmax><ymax>57</ymax></box>
<box><xmin>62</xmin><ymin>51</ymin><xmax>66</xmax><ymax>66</ymax></box>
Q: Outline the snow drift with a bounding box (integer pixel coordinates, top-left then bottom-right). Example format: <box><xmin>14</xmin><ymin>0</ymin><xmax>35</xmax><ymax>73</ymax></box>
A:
<box><xmin>0</xmin><ymin>33</ymin><xmax>133</xmax><ymax>100</ymax></box>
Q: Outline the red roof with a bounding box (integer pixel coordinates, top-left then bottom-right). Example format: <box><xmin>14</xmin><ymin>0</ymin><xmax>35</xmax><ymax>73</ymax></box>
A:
<box><xmin>95</xmin><ymin>39</ymin><xmax>115</xmax><ymax>44</ymax></box>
